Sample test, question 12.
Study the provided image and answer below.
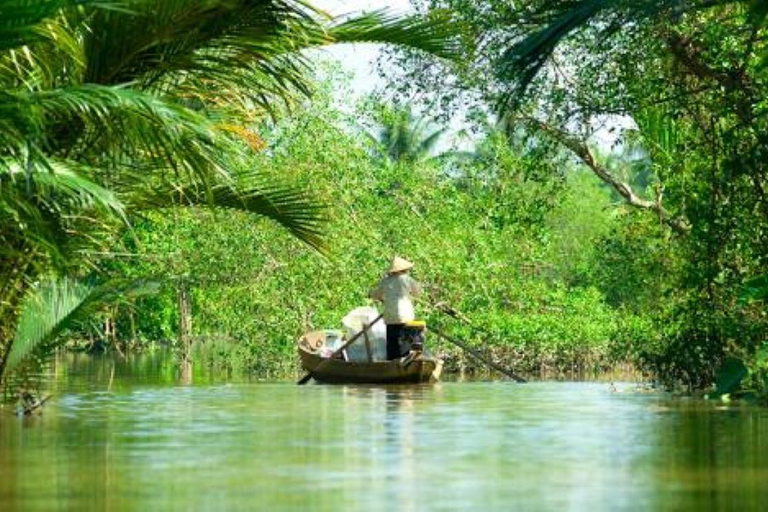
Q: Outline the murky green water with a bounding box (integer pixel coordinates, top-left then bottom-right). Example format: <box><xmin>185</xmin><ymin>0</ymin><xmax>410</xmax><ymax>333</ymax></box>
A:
<box><xmin>1</xmin><ymin>353</ymin><xmax>767</xmax><ymax>511</ymax></box>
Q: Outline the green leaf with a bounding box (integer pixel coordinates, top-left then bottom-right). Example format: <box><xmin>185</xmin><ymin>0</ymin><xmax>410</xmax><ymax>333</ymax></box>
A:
<box><xmin>6</xmin><ymin>276</ymin><xmax>160</xmax><ymax>371</ymax></box>
<box><xmin>755</xmin><ymin>345</ymin><xmax>768</xmax><ymax>367</ymax></box>
<box><xmin>328</xmin><ymin>9</ymin><xmax>461</xmax><ymax>61</ymax></box>
<box><xmin>740</xmin><ymin>274</ymin><xmax>768</xmax><ymax>303</ymax></box>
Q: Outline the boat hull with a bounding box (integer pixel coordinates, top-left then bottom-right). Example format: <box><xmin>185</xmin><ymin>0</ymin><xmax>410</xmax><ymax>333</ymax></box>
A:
<box><xmin>298</xmin><ymin>332</ymin><xmax>443</xmax><ymax>384</ymax></box>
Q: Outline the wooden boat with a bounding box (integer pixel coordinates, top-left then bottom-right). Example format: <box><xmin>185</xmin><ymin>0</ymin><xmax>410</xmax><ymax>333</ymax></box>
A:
<box><xmin>298</xmin><ymin>330</ymin><xmax>443</xmax><ymax>384</ymax></box>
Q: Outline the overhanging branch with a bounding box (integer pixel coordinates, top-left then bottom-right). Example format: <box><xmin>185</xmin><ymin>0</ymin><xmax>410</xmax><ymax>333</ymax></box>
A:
<box><xmin>533</xmin><ymin>120</ymin><xmax>691</xmax><ymax>234</ymax></box>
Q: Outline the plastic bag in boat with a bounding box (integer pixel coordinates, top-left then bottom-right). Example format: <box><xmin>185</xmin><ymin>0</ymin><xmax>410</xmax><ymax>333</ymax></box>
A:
<box><xmin>342</xmin><ymin>307</ymin><xmax>386</xmax><ymax>361</ymax></box>
<box><xmin>319</xmin><ymin>329</ymin><xmax>344</xmax><ymax>358</ymax></box>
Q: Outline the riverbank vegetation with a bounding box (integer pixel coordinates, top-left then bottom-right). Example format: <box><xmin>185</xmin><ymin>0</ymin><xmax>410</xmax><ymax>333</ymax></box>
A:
<box><xmin>88</xmin><ymin>81</ymin><xmax>650</xmax><ymax>379</ymax></box>
<box><xmin>1</xmin><ymin>0</ymin><xmax>767</xmax><ymax>402</ymax></box>
<box><xmin>0</xmin><ymin>0</ymin><xmax>457</xmax><ymax>389</ymax></box>
<box><xmin>382</xmin><ymin>0</ymin><xmax>768</xmax><ymax>397</ymax></box>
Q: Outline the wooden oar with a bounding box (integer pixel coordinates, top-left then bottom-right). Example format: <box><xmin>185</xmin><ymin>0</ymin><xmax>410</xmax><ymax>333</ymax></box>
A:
<box><xmin>417</xmin><ymin>298</ymin><xmax>526</xmax><ymax>382</ymax></box>
<box><xmin>297</xmin><ymin>314</ymin><xmax>384</xmax><ymax>385</ymax></box>
<box><xmin>429</xmin><ymin>326</ymin><xmax>527</xmax><ymax>383</ymax></box>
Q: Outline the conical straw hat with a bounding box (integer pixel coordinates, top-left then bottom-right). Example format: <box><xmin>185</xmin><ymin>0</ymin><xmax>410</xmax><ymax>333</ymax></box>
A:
<box><xmin>388</xmin><ymin>256</ymin><xmax>414</xmax><ymax>274</ymax></box>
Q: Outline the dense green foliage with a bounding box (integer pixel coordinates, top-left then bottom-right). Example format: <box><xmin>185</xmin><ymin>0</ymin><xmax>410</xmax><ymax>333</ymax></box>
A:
<box><xmin>0</xmin><ymin>0</ymin><xmax>458</xmax><ymax>388</ymax></box>
<box><xmin>88</xmin><ymin>82</ymin><xmax>653</xmax><ymax>377</ymax></box>
<box><xmin>379</xmin><ymin>0</ymin><xmax>768</xmax><ymax>397</ymax></box>
<box><xmin>2</xmin><ymin>0</ymin><xmax>766</xmax><ymax>403</ymax></box>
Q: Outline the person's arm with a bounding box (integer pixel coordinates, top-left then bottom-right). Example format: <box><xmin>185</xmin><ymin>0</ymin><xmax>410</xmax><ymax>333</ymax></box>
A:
<box><xmin>370</xmin><ymin>281</ymin><xmax>384</xmax><ymax>301</ymax></box>
<box><xmin>410</xmin><ymin>277</ymin><xmax>422</xmax><ymax>297</ymax></box>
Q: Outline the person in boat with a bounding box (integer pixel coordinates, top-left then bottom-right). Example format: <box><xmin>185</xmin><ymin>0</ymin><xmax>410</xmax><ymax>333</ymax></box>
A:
<box><xmin>370</xmin><ymin>256</ymin><xmax>422</xmax><ymax>360</ymax></box>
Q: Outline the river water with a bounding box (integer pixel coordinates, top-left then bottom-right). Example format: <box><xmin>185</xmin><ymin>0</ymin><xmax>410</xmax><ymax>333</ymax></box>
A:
<box><xmin>1</xmin><ymin>353</ymin><xmax>767</xmax><ymax>511</ymax></box>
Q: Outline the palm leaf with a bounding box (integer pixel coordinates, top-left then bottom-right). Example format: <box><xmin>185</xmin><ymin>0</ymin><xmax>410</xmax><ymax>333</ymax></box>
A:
<box><xmin>0</xmin><ymin>0</ymin><xmax>464</xmax><ymax>281</ymax></box>
<box><xmin>73</xmin><ymin>2</ymin><xmax>460</xmax><ymax>114</ymax></box>
<box><xmin>0</xmin><ymin>157</ymin><xmax>130</xmax><ymax>270</ymax></box>
<box><xmin>81</xmin><ymin>0</ymin><xmax>306</xmax><ymax>84</ymax></box>
<box><xmin>5</xmin><ymin>276</ymin><xmax>160</xmax><ymax>371</ymax></box>
<box><xmin>132</xmin><ymin>173</ymin><xmax>328</xmax><ymax>253</ymax></box>
<box><xmin>0</xmin><ymin>7</ymin><xmax>87</xmax><ymax>90</ymax></box>
<box><xmin>0</xmin><ymin>0</ymin><xmax>56</xmax><ymax>46</ymax></box>
<box><xmin>79</xmin><ymin>0</ymin><xmax>318</xmax><ymax>116</ymax></box>
<box><xmin>1</xmin><ymin>85</ymin><xmax>232</xmax><ymax>187</ymax></box>
<box><xmin>0</xmin><ymin>0</ymin><xmax>90</xmax><ymax>50</ymax></box>
<box><xmin>3</xmin><ymin>159</ymin><xmax>125</xmax><ymax>215</ymax></box>
<box><xmin>3</xmin><ymin>85</ymin><xmax>328</xmax><ymax>256</ymax></box>
<box><xmin>416</xmin><ymin>126</ymin><xmax>448</xmax><ymax>157</ymax></box>
<box><xmin>495</xmin><ymin>0</ymin><xmax>739</xmax><ymax>109</ymax></box>
<box><xmin>497</xmin><ymin>0</ymin><xmax>616</xmax><ymax>108</ymax></box>
<box><xmin>365</xmin><ymin>104</ymin><xmax>450</xmax><ymax>163</ymax></box>
<box><xmin>327</xmin><ymin>9</ymin><xmax>461</xmax><ymax>60</ymax></box>
<box><xmin>632</xmin><ymin>107</ymin><xmax>683</xmax><ymax>165</ymax></box>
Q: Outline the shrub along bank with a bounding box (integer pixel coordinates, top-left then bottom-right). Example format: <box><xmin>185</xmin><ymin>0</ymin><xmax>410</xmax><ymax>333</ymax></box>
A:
<box><xmin>87</xmin><ymin>91</ymin><xmax>664</xmax><ymax>380</ymax></box>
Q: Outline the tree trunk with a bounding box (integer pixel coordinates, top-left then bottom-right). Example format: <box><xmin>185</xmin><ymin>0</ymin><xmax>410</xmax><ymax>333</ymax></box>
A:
<box><xmin>178</xmin><ymin>282</ymin><xmax>192</xmax><ymax>361</ymax></box>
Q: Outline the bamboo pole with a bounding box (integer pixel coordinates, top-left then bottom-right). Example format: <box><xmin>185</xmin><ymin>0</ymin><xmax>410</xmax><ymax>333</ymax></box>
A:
<box><xmin>430</xmin><ymin>327</ymin><xmax>526</xmax><ymax>383</ymax></box>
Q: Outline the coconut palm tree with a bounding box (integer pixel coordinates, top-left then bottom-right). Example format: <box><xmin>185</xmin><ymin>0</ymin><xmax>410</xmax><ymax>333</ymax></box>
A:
<box><xmin>0</xmin><ymin>0</ymin><xmax>460</xmax><ymax>380</ymax></box>
<box><xmin>364</xmin><ymin>104</ymin><xmax>448</xmax><ymax>164</ymax></box>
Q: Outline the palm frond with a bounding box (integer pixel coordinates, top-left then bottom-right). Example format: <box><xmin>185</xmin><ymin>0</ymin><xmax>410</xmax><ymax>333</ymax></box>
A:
<box><xmin>417</xmin><ymin>127</ymin><xmax>448</xmax><ymax>157</ymax></box>
<box><xmin>0</xmin><ymin>0</ymin><xmax>87</xmax><ymax>50</ymax></box>
<box><xmin>1</xmin><ymin>84</ymin><xmax>231</xmax><ymax>184</ymax></box>
<box><xmin>0</xmin><ymin>0</ymin><xmax>468</xmax><ymax>293</ymax></box>
<box><xmin>327</xmin><ymin>9</ymin><xmax>461</xmax><ymax>60</ymax></box>
<box><xmin>0</xmin><ymin>157</ymin><xmax>130</xmax><ymax>270</ymax></box>
<box><xmin>5</xmin><ymin>276</ymin><xmax>160</xmax><ymax>371</ymax></box>
<box><xmin>6</xmin><ymin>277</ymin><xmax>92</xmax><ymax>371</ymax></box>
<box><xmin>366</xmin><ymin>104</ymin><xmax>449</xmax><ymax>163</ymax></box>
<box><xmin>0</xmin><ymin>8</ymin><xmax>87</xmax><ymax>90</ymax></box>
<box><xmin>78</xmin><ymin>0</ymin><xmax>321</xmax><ymax>115</ymax></box>
<box><xmin>632</xmin><ymin>107</ymin><xmax>683</xmax><ymax>165</ymax></box>
<box><xmin>3</xmin><ymin>159</ymin><xmax>125</xmax><ymax>215</ymax></box>
<box><xmin>495</xmin><ymin>0</ymin><xmax>737</xmax><ymax>110</ymax></box>
<box><xmin>133</xmin><ymin>174</ymin><xmax>328</xmax><ymax>253</ymax></box>
<box><xmin>497</xmin><ymin>0</ymin><xmax>616</xmax><ymax>108</ymax></box>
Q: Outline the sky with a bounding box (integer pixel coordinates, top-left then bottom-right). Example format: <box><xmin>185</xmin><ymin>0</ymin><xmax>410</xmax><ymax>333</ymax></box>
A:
<box><xmin>312</xmin><ymin>0</ymin><xmax>416</xmax><ymax>101</ymax></box>
<box><xmin>308</xmin><ymin>0</ymin><xmax>479</xmax><ymax>152</ymax></box>
<box><xmin>310</xmin><ymin>0</ymin><xmax>628</xmax><ymax>153</ymax></box>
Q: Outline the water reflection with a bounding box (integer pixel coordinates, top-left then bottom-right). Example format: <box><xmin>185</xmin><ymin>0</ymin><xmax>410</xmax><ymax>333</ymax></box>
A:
<box><xmin>0</xmin><ymin>356</ymin><xmax>767</xmax><ymax>511</ymax></box>
<box><xmin>382</xmin><ymin>388</ymin><xmax>425</xmax><ymax>512</ymax></box>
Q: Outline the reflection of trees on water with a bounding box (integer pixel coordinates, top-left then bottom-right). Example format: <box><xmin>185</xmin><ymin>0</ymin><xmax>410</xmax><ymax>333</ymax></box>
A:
<box><xmin>383</xmin><ymin>388</ymin><xmax>418</xmax><ymax>512</ymax></box>
<box><xmin>336</xmin><ymin>385</ymin><xmax>442</xmax><ymax>512</ymax></box>
<box><xmin>2</xmin><ymin>375</ymin><xmax>767</xmax><ymax>510</ymax></box>
<box><xmin>644</xmin><ymin>402</ymin><xmax>768</xmax><ymax>510</ymax></box>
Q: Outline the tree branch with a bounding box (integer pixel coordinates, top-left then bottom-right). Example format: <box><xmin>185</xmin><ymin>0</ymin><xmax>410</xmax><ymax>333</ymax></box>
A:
<box><xmin>533</xmin><ymin>120</ymin><xmax>690</xmax><ymax>234</ymax></box>
<box><xmin>665</xmin><ymin>32</ymin><xmax>756</xmax><ymax>124</ymax></box>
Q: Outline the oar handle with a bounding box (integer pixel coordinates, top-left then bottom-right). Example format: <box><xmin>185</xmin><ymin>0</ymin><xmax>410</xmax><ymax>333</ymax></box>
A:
<box><xmin>297</xmin><ymin>314</ymin><xmax>384</xmax><ymax>385</ymax></box>
<box><xmin>430</xmin><ymin>326</ymin><xmax>526</xmax><ymax>383</ymax></box>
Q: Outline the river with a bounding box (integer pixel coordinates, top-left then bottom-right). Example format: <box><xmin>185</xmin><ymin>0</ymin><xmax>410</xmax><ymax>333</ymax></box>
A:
<box><xmin>1</xmin><ymin>352</ymin><xmax>767</xmax><ymax>511</ymax></box>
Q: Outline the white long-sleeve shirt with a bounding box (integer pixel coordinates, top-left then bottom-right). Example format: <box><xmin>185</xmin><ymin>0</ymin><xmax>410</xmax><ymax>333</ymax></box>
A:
<box><xmin>370</xmin><ymin>273</ymin><xmax>421</xmax><ymax>324</ymax></box>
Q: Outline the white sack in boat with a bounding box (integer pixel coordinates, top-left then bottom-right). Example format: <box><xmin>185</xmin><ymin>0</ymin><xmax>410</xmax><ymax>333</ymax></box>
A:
<box><xmin>342</xmin><ymin>307</ymin><xmax>386</xmax><ymax>361</ymax></box>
